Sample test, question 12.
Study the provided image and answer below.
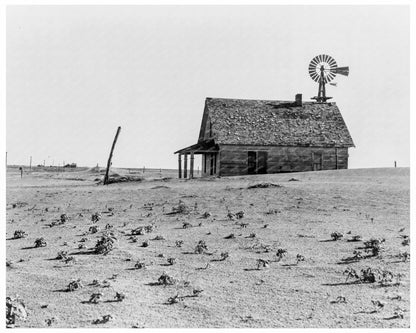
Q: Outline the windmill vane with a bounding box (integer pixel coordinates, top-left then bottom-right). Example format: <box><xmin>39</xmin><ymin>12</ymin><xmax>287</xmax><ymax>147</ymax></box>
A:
<box><xmin>309</xmin><ymin>54</ymin><xmax>349</xmax><ymax>103</ymax></box>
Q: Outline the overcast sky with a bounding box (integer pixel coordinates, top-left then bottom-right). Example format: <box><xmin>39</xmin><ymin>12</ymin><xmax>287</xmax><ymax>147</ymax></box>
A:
<box><xmin>6</xmin><ymin>5</ymin><xmax>409</xmax><ymax>169</ymax></box>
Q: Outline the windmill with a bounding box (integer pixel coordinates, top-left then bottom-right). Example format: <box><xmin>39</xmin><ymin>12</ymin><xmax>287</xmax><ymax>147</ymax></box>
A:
<box><xmin>308</xmin><ymin>54</ymin><xmax>349</xmax><ymax>103</ymax></box>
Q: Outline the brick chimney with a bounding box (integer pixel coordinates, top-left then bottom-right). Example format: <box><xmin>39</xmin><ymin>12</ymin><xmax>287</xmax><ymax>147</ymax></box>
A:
<box><xmin>295</xmin><ymin>94</ymin><xmax>302</xmax><ymax>106</ymax></box>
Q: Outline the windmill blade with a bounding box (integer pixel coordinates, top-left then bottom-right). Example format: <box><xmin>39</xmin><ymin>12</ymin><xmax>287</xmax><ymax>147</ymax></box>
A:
<box><xmin>334</xmin><ymin>66</ymin><xmax>349</xmax><ymax>76</ymax></box>
<box><xmin>328</xmin><ymin>58</ymin><xmax>337</xmax><ymax>68</ymax></box>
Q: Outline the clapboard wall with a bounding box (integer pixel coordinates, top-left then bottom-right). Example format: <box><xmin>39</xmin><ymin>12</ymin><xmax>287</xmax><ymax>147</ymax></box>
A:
<box><xmin>218</xmin><ymin>144</ymin><xmax>348</xmax><ymax>176</ymax></box>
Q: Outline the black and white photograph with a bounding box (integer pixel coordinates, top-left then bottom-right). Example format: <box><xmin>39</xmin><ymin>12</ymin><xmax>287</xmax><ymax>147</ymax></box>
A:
<box><xmin>3</xmin><ymin>1</ymin><xmax>413</xmax><ymax>329</ymax></box>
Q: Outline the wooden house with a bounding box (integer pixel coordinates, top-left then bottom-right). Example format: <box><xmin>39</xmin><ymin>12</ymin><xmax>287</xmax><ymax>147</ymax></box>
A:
<box><xmin>174</xmin><ymin>94</ymin><xmax>355</xmax><ymax>178</ymax></box>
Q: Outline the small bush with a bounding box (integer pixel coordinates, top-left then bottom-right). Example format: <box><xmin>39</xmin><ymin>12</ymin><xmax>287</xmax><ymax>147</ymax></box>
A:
<box><xmin>34</xmin><ymin>238</ymin><xmax>47</xmax><ymax>248</ymax></box>
<box><xmin>94</xmin><ymin>235</ymin><xmax>116</xmax><ymax>255</ymax></box>
<box><xmin>89</xmin><ymin>293</ymin><xmax>103</xmax><ymax>304</ymax></box>
<box><xmin>91</xmin><ymin>213</ymin><xmax>101</xmax><ymax>223</ymax></box>
<box><xmin>194</xmin><ymin>240</ymin><xmax>208</xmax><ymax>254</ymax></box>
<box><xmin>331</xmin><ymin>232</ymin><xmax>343</xmax><ymax>241</ymax></box>
<box><xmin>67</xmin><ymin>279</ymin><xmax>83</xmax><ymax>291</ymax></box>
<box><xmin>158</xmin><ymin>272</ymin><xmax>176</xmax><ymax>286</ymax></box>
<box><xmin>13</xmin><ymin>230</ymin><xmax>27</xmax><ymax>239</ymax></box>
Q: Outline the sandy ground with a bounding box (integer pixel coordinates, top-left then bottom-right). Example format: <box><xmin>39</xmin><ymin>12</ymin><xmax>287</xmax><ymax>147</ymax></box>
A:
<box><xmin>6</xmin><ymin>167</ymin><xmax>410</xmax><ymax>328</ymax></box>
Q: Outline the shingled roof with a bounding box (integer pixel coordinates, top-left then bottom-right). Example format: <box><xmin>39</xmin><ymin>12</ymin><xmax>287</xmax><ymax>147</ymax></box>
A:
<box><xmin>199</xmin><ymin>97</ymin><xmax>355</xmax><ymax>148</ymax></box>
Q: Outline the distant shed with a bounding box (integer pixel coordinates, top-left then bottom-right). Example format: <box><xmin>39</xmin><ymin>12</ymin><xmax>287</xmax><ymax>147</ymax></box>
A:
<box><xmin>175</xmin><ymin>95</ymin><xmax>355</xmax><ymax>177</ymax></box>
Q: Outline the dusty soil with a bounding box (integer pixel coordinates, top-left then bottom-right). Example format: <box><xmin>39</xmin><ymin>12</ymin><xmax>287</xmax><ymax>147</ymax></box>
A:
<box><xmin>6</xmin><ymin>167</ymin><xmax>410</xmax><ymax>328</ymax></box>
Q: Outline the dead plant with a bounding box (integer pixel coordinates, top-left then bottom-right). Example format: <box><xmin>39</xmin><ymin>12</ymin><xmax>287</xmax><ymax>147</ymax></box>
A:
<box><xmin>157</xmin><ymin>272</ymin><xmax>176</xmax><ymax>286</ymax></box>
<box><xmin>114</xmin><ymin>292</ymin><xmax>125</xmax><ymax>302</ymax></box>
<box><xmin>13</xmin><ymin>230</ymin><xmax>27</xmax><ymax>239</ymax></box>
<box><xmin>67</xmin><ymin>279</ymin><xmax>83</xmax><ymax>291</ymax></box>
<box><xmin>331</xmin><ymin>232</ymin><xmax>343</xmax><ymax>241</ymax></box>
<box><xmin>93</xmin><ymin>314</ymin><xmax>113</xmax><ymax>324</ymax></box>
<box><xmin>89</xmin><ymin>293</ymin><xmax>103</xmax><ymax>304</ymax></box>
<box><xmin>91</xmin><ymin>212</ymin><xmax>102</xmax><ymax>223</ymax></box>
<box><xmin>34</xmin><ymin>237</ymin><xmax>47</xmax><ymax>248</ymax></box>
<box><xmin>194</xmin><ymin>240</ymin><xmax>208</xmax><ymax>254</ymax></box>
<box><xmin>94</xmin><ymin>235</ymin><xmax>116</xmax><ymax>255</ymax></box>
<box><xmin>256</xmin><ymin>259</ymin><xmax>270</xmax><ymax>270</ymax></box>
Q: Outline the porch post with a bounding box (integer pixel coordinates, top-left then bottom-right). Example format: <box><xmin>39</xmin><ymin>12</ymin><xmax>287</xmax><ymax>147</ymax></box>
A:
<box><xmin>178</xmin><ymin>154</ymin><xmax>182</xmax><ymax>179</ymax></box>
<box><xmin>184</xmin><ymin>153</ymin><xmax>188</xmax><ymax>179</ymax></box>
<box><xmin>190</xmin><ymin>151</ymin><xmax>194</xmax><ymax>179</ymax></box>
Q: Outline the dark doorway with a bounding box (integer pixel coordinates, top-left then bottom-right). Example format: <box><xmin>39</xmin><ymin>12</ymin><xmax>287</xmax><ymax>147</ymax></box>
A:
<box><xmin>313</xmin><ymin>153</ymin><xmax>322</xmax><ymax>171</ymax></box>
<box><xmin>248</xmin><ymin>151</ymin><xmax>256</xmax><ymax>174</ymax></box>
<box><xmin>258</xmin><ymin>151</ymin><xmax>267</xmax><ymax>174</ymax></box>
<box><xmin>248</xmin><ymin>151</ymin><xmax>268</xmax><ymax>174</ymax></box>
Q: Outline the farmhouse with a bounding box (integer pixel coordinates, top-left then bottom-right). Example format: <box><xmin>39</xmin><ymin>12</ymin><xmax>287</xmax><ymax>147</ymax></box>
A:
<box><xmin>174</xmin><ymin>94</ymin><xmax>355</xmax><ymax>177</ymax></box>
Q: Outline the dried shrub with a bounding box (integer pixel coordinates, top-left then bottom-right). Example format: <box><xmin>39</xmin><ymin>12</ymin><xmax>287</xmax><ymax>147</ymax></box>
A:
<box><xmin>172</xmin><ymin>201</ymin><xmax>190</xmax><ymax>215</ymax></box>
<box><xmin>192</xmin><ymin>288</ymin><xmax>203</xmax><ymax>297</ymax></box>
<box><xmin>64</xmin><ymin>256</ymin><xmax>75</xmax><ymax>264</ymax></box>
<box><xmin>175</xmin><ymin>240</ymin><xmax>184</xmax><ymax>247</ymax></box>
<box><xmin>202</xmin><ymin>212</ymin><xmax>211</xmax><ymax>218</ymax></box>
<box><xmin>141</xmin><ymin>240</ymin><xmax>149</xmax><ymax>248</ymax></box>
<box><xmin>89</xmin><ymin>293</ymin><xmax>103</xmax><ymax>304</ymax></box>
<box><xmin>60</xmin><ymin>214</ymin><xmax>68</xmax><ymax>223</ymax></box>
<box><xmin>182</xmin><ymin>222</ymin><xmax>192</xmax><ymax>229</ymax></box>
<box><xmin>256</xmin><ymin>259</ymin><xmax>270</xmax><ymax>270</ymax></box>
<box><xmin>67</xmin><ymin>279</ymin><xmax>83</xmax><ymax>291</ymax></box>
<box><xmin>45</xmin><ymin>317</ymin><xmax>56</xmax><ymax>326</ymax></box>
<box><xmin>93</xmin><ymin>315</ymin><xmax>113</xmax><ymax>324</ymax></box>
<box><xmin>167</xmin><ymin>257</ymin><xmax>176</xmax><ymax>265</ymax></box>
<box><xmin>343</xmin><ymin>267</ymin><xmax>359</xmax><ymax>282</ymax></box>
<box><xmin>235</xmin><ymin>211</ymin><xmax>244</xmax><ymax>219</ymax></box>
<box><xmin>332</xmin><ymin>296</ymin><xmax>347</xmax><ymax>303</ymax></box>
<box><xmin>157</xmin><ymin>272</ymin><xmax>176</xmax><ymax>286</ymax></box>
<box><xmin>276</xmin><ymin>248</ymin><xmax>287</xmax><ymax>262</ymax></box>
<box><xmin>397</xmin><ymin>251</ymin><xmax>410</xmax><ymax>262</ymax></box>
<box><xmin>401</xmin><ymin>237</ymin><xmax>410</xmax><ymax>246</ymax></box>
<box><xmin>364</xmin><ymin>238</ymin><xmax>385</xmax><ymax>257</ymax></box>
<box><xmin>247</xmin><ymin>233</ymin><xmax>256</xmax><ymax>238</ymax></box>
<box><xmin>296</xmin><ymin>254</ymin><xmax>305</xmax><ymax>264</ymax></box>
<box><xmin>94</xmin><ymin>235</ymin><xmax>116</xmax><ymax>255</ymax></box>
<box><xmin>219</xmin><ymin>252</ymin><xmax>229</xmax><ymax>261</ymax></box>
<box><xmin>331</xmin><ymin>232</ymin><xmax>343</xmax><ymax>241</ymax></box>
<box><xmin>194</xmin><ymin>240</ymin><xmax>208</xmax><ymax>254</ymax></box>
<box><xmin>89</xmin><ymin>226</ymin><xmax>99</xmax><ymax>234</ymax></box>
<box><xmin>167</xmin><ymin>294</ymin><xmax>183</xmax><ymax>304</ymax></box>
<box><xmin>56</xmin><ymin>251</ymin><xmax>68</xmax><ymax>260</ymax></box>
<box><xmin>13</xmin><ymin>230</ymin><xmax>27</xmax><ymax>239</ymax></box>
<box><xmin>114</xmin><ymin>292</ymin><xmax>125</xmax><ymax>302</ymax></box>
<box><xmin>224</xmin><ymin>233</ymin><xmax>235</xmax><ymax>239</ymax></box>
<box><xmin>34</xmin><ymin>238</ymin><xmax>47</xmax><ymax>248</ymax></box>
<box><xmin>360</xmin><ymin>267</ymin><xmax>377</xmax><ymax>283</ymax></box>
<box><xmin>153</xmin><ymin>235</ymin><xmax>165</xmax><ymax>241</ymax></box>
<box><xmin>91</xmin><ymin>212</ymin><xmax>101</xmax><ymax>223</ymax></box>
<box><xmin>134</xmin><ymin>260</ymin><xmax>146</xmax><ymax>269</ymax></box>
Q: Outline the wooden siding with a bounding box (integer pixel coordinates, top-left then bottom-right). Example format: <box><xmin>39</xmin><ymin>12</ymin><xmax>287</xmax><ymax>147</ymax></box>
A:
<box><xmin>218</xmin><ymin>145</ymin><xmax>349</xmax><ymax>176</ymax></box>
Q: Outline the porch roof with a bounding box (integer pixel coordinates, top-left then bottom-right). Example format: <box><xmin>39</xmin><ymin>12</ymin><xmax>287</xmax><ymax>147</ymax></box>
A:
<box><xmin>174</xmin><ymin>139</ymin><xmax>219</xmax><ymax>154</ymax></box>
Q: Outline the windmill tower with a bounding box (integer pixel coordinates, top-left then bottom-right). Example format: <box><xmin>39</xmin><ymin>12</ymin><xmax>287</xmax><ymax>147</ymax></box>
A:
<box><xmin>308</xmin><ymin>54</ymin><xmax>349</xmax><ymax>103</ymax></box>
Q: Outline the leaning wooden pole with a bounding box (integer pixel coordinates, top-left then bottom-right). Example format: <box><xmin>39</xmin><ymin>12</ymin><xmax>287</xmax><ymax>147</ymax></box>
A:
<box><xmin>103</xmin><ymin>126</ymin><xmax>121</xmax><ymax>185</ymax></box>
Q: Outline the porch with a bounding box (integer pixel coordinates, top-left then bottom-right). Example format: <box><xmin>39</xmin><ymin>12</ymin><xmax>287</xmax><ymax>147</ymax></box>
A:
<box><xmin>174</xmin><ymin>140</ymin><xmax>219</xmax><ymax>179</ymax></box>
